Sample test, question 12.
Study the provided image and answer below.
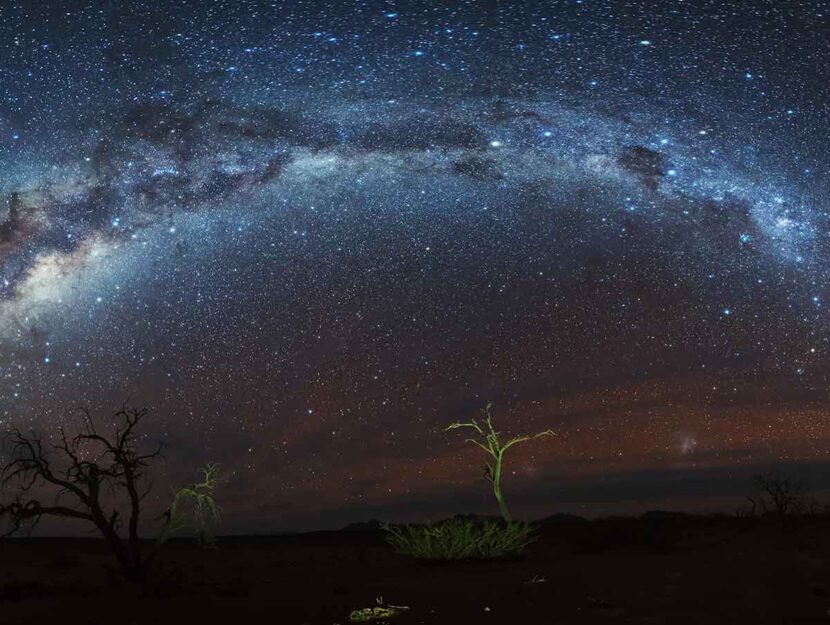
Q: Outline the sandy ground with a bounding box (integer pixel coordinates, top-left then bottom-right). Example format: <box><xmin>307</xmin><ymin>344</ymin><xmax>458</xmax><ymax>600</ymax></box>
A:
<box><xmin>0</xmin><ymin>516</ymin><xmax>829</xmax><ymax>624</ymax></box>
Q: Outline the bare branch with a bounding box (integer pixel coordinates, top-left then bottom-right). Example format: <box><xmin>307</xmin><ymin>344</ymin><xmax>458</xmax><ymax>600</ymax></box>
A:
<box><xmin>445</xmin><ymin>403</ymin><xmax>554</xmax><ymax>522</ymax></box>
<box><xmin>0</xmin><ymin>404</ymin><xmax>179</xmax><ymax>582</ymax></box>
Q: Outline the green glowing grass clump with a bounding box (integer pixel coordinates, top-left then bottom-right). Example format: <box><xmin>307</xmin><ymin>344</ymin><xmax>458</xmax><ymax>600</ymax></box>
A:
<box><xmin>383</xmin><ymin>518</ymin><xmax>536</xmax><ymax>560</ymax></box>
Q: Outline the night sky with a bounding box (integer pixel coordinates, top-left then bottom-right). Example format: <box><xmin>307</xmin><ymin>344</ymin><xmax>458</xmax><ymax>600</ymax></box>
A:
<box><xmin>1</xmin><ymin>0</ymin><xmax>829</xmax><ymax>533</ymax></box>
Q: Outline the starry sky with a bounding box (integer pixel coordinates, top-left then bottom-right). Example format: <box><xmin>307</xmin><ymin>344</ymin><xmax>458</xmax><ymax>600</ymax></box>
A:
<box><xmin>1</xmin><ymin>0</ymin><xmax>829</xmax><ymax>533</ymax></box>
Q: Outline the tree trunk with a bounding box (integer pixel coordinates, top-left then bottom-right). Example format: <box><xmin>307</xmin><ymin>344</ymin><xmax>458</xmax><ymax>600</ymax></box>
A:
<box><xmin>94</xmin><ymin>515</ymin><xmax>146</xmax><ymax>583</ymax></box>
<box><xmin>492</xmin><ymin>454</ymin><xmax>511</xmax><ymax>522</ymax></box>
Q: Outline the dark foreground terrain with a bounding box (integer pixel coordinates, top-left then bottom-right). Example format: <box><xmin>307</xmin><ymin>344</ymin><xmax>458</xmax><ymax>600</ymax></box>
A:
<box><xmin>1</xmin><ymin>515</ymin><xmax>829</xmax><ymax>624</ymax></box>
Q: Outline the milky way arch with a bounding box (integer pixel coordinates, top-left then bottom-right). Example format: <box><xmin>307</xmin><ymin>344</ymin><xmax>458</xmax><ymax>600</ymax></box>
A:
<box><xmin>0</xmin><ymin>0</ymin><xmax>828</xmax><ymax>530</ymax></box>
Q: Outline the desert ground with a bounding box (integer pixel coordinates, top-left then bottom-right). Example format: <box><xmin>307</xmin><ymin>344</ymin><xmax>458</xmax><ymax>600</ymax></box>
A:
<box><xmin>1</xmin><ymin>514</ymin><xmax>829</xmax><ymax>624</ymax></box>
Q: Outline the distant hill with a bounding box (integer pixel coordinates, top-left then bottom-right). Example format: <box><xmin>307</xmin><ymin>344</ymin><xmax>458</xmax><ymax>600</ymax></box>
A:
<box><xmin>340</xmin><ymin>519</ymin><xmax>384</xmax><ymax>532</ymax></box>
<box><xmin>639</xmin><ymin>510</ymin><xmax>697</xmax><ymax>521</ymax></box>
<box><xmin>540</xmin><ymin>513</ymin><xmax>588</xmax><ymax>524</ymax></box>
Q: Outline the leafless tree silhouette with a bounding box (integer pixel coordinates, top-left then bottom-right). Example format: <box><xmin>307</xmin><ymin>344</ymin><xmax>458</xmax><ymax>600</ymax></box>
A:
<box><xmin>735</xmin><ymin>495</ymin><xmax>758</xmax><ymax>520</ymax></box>
<box><xmin>0</xmin><ymin>405</ymin><xmax>217</xmax><ymax>582</ymax></box>
<box><xmin>750</xmin><ymin>471</ymin><xmax>808</xmax><ymax>528</ymax></box>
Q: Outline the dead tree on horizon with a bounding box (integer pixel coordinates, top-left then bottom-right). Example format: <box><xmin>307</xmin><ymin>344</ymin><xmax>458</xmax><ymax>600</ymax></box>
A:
<box><xmin>750</xmin><ymin>470</ymin><xmax>807</xmax><ymax>529</ymax></box>
<box><xmin>0</xmin><ymin>405</ymin><xmax>219</xmax><ymax>582</ymax></box>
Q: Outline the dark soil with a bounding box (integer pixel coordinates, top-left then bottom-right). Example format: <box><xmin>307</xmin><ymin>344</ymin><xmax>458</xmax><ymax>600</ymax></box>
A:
<box><xmin>1</xmin><ymin>516</ymin><xmax>829</xmax><ymax>624</ymax></box>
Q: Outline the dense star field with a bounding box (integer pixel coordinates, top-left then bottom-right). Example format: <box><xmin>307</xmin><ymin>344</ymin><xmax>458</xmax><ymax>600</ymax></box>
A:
<box><xmin>0</xmin><ymin>0</ymin><xmax>828</xmax><ymax>532</ymax></box>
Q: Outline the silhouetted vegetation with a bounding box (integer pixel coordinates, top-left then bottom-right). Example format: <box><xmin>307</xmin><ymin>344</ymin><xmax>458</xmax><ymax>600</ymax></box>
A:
<box><xmin>750</xmin><ymin>470</ymin><xmax>808</xmax><ymax>528</ymax></box>
<box><xmin>733</xmin><ymin>470</ymin><xmax>825</xmax><ymax>530</ymax></box>
<box><xmin>2</xmin><ymin>402</ymin><xmax>830</xmax><ymax>622</ymax></box>
<box><xmin>0</xmin><ymin>405</ymin><xmax>219</xmax><ymax>582</ymax></box>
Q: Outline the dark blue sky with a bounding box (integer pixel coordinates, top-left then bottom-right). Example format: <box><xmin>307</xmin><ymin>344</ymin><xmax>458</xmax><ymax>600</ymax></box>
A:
<box><xmin>0</xmin><ymin>0</ymin><xmax>828</xmax><ymax>532</ymax></box>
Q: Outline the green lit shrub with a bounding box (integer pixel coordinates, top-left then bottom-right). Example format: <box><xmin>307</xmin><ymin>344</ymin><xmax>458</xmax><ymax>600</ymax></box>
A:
<box><xmin>383</xmin><ymin>518</ymin><xmax>536</xmax><ymax>560</ymax></box>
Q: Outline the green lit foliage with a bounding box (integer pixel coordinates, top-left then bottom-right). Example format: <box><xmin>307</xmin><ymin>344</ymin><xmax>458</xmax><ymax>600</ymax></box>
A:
<box><xmin>155</xmin><ymin>463</ymin><xmax>221</xmax><ymax>549</ymax></box>
<box><xmin>446</xmin><ymin>402</ymin><xmax>553</xmax><ymax>522</ymax></box>
<box><xmin>383</xmin><ymin>518</ymin><xmax>535</xmax><ymax>560</ymax></box>
<box><xmin>349</xmin><ymin>597</ymin><xmax>410</xmax><ymax>622</ymax></box>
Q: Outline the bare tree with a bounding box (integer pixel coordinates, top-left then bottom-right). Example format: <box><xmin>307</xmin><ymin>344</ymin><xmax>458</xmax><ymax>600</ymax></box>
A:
<box><xmin>735</xmin><ymin>495</ymin><xmax>758</xmax><ymax>520</ymax></box>
<box><xmin>156</xmin><ymin>462</ymin><xmax>221</xmax><ymax>549</ymax></box>
<box><xmin>446</xmin><ymin>402</ymin><xmax>554</xmax><ymax>522</ymax></box>
<box><xmin>751</xmin><ymin>471</ymin><xmax>807</xmax><ymax>528</ymax></box>
<box><xmin>0</xmin><ymin>405</ymin><xmax>219</xmax><ymax>582</ymax></box>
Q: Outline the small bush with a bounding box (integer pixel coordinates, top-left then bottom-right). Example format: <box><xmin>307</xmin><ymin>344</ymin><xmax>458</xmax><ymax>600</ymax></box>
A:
<box><xmin>383</xmin><ymin>518</ymin><xmax>536</xmax><ymax>560</ymax></box>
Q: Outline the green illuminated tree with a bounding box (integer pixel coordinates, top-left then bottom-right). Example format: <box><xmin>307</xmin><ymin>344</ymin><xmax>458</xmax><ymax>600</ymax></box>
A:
<box><xmin>154</xmin><ymin>462</ymin><xmax>221</xmax><ymax>550</ymax></box>
<box><xmin>446</xmin><ymin>402</ymin><xmax>553</xmax><ymax>522</ymax></box>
